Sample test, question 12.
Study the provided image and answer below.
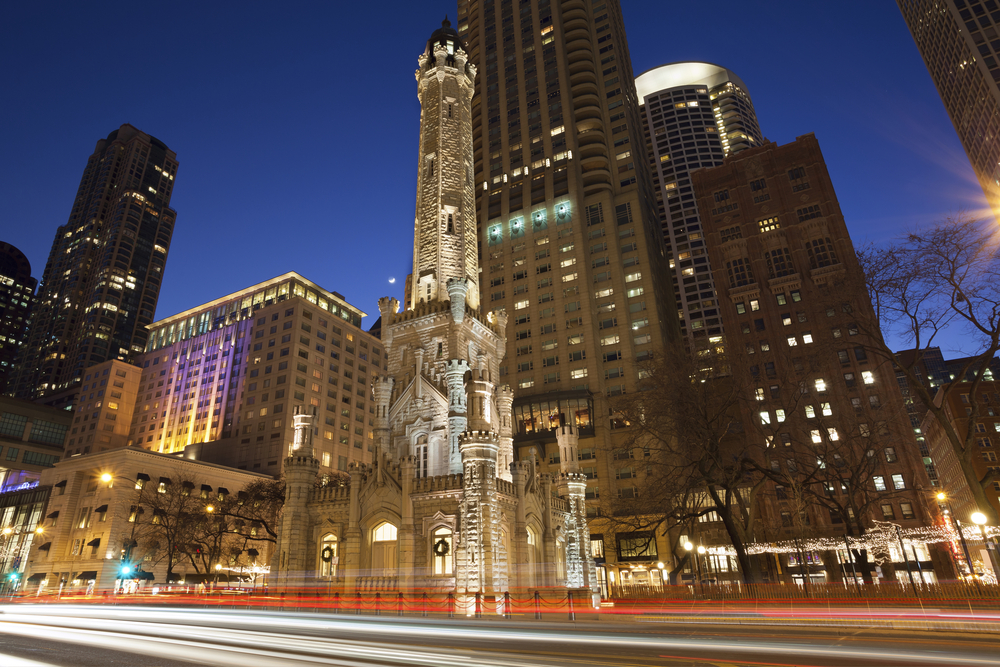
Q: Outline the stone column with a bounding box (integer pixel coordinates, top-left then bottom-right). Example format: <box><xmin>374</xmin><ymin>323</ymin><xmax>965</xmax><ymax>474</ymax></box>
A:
<box><xmin>399</xmin><ymin>456</ymin><xmax>417</xmax><ymax>590</ymax></box>
<box><xmin>509</xmin><ymin>462</ymin><xmax>530</xmax><ymax>589</ymax></box>
<box><xmin>496</xmin><ymin>385</ymin><xmax>514</xmax><ymax>482</ymax></box>
<box><xmin>444</xmin><ymin>359</ymin><xmax>470</xmax><ymax>474</ymax></box>
<box><xmin>540</xmin><ymin>473</ymin><xmax>556</xmax><ymax>588</ymax></box>
<box><xmin>342</xmin><ymin>462</ymin><xmax>365</xmax><ymax>591</ymax></box>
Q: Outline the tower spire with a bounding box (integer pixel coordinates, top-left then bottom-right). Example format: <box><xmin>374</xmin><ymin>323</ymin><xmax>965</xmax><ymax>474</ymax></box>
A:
<box><xmin>411</xmin><ymin>19</ymin><xmax>479</xmax><ymax>310</ymax></box>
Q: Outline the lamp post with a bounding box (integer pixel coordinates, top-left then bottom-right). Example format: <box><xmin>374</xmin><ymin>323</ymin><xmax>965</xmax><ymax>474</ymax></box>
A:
<box><xmin>937</xmin><ymin>492</ymin><xmax>978</xmax><ymax>587</ymax></box>
<box><xmin>103</xmin><ymin>471</ymin><xmax>148</xmax><ymax>589</ymax></box>
<box><xmin>971</xmin><ymin>511</ymin><xmax>1000</xmax><ymax>580</ymax></box>
<box><xmin>214</xmin><ymin>563</ymin><xmax>222</xmax><ymax>589</ymax></box>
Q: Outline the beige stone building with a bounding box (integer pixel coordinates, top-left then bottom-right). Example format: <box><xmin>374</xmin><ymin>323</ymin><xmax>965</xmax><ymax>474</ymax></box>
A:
<box><xmin>65</xmin><ymin>359</ymin><xmax>141</xmax><ymax>456</ymax></box>
<box><xmin>274</xmin><ymin>22</ymin><xmax>598</xmax><ymax>605</ymax></box>
<box><xmin>22</xmin><ymin>447</ymin><xmax>273</xmax><ymax>594</ymax></box>
<box><xmin>131</xmin><ymin>273</ymin><xmax>381</xmax><ymax>477</ymax></box>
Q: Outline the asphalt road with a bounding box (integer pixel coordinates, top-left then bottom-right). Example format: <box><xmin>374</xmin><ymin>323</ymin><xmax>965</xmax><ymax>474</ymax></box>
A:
<box><xmin>0</xmin><ymin>604</ymin><xmax>997</xmax><ymax>666</ymax></box>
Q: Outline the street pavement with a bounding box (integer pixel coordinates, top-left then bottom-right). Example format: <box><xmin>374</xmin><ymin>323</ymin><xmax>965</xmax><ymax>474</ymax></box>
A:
<box><xmin>0</xmin><ymin>604</ymin><xmax>998</xmax><ymax>666</ymax></box>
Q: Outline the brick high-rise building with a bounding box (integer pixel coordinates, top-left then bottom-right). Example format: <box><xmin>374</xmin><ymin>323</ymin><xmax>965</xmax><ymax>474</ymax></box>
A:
<box><xmin>634</xmin><ymin>63</ymin><xmax>762</xmax><ymax>353</ymax></box>
<box><xmin>12</xmin><ymin>124</ymin><xmax>177</xmax><ymax>405</ymax></box>
<box><xmin>694</xmin><ymin>134</ymin><xmax>946</xmax><ymax>583</ymax></box>
<box><xmin>898</xmin><ymin>0</ymin><xmax>1000</xmax><ymax>222</ymax></box>
<box><xmin>0</xmin><ymin>242</ymin><xmax>37</xmax><ymax>393</ymax></box>
<box><xmin>455</xmin><ymin>0</ymin><xmax>681</xmax><ymax>586</ymax></box>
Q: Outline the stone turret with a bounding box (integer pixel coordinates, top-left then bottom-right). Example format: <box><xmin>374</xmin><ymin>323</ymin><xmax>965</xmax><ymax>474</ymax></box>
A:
<box><xmin>496</xmin><ymin>384</ymin><xmax>514</xmax><ymax>482</ymax></box>
<box><xmin>276</xmin><ymin>405</ymin><xmax>320</xmax><ymax>592</ymax></box>
<box><xmin>444</xmin><ymin>358</ymin><xmax>470</xmax><ymax>473</ymax></box>
<box><xmin>555</xmin><ymin>422</ymin><xmax>580</xmax><ymax>474</ymax></box>
<box><xmin>447</xmin><ymin>278</ymin><xmax>469</xmax><ymax>323</ymax></box>
<box><xmin>292</xmin><ymin>405</ymin><xmax>317</xmax><ymax>457</ymax></box>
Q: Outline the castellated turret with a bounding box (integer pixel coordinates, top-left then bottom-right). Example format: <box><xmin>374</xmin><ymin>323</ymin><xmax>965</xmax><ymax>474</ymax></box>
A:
<box><xmin>412</xmin><ymin>18</ymin><xmax>479</xmax><ymax>312</ymax></box>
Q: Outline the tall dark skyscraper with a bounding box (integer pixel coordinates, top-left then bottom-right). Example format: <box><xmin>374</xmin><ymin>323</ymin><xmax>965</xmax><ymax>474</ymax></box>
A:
<box><xmin>635</xmin><ymin>63</ymin><xmax>762</xmax><ymax>355</ymax></box>
<box><xmin>898</xmin><ymin>0</ymin><xmax>1000</xmax><ymax>222</ymax></box>
<box><xmin>0</xmin><ymin>242</ymin><xmax>37</xmax><ymax>393</ymax></box>
<box><xmin>457</xmin><ymin>0</ymin><xmax>681</xmax><ymax>586</ymax></box>
<box><xmin>12</xmin><ymin>124</ymin><xmax>177</xmax><ymax>403</ymax></box>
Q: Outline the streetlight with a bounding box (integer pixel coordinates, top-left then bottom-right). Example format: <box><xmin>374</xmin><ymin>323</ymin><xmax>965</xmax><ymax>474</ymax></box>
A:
<box><xmin>937</xmin><ymin>492</ymin><xmax>979</xmax><ymax>586</ymax></box>
<box><xmin>214</xmin><ymin>563</ymin><xmax>222</xmax><ymax>589</ymax></box>
<box><xmin>971</xmin><ymin>511</ymin><xmax>1000</xmax><ymax>579</ymax></box>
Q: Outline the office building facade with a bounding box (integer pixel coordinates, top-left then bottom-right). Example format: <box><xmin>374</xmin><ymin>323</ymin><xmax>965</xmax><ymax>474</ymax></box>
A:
<box><xmin>456</xmin><ymin>0</ymin><xmax>681</xmax><ymax>586</ymax></box>
<box><xmin>0</xmin><ymin>243</ymin><xmax>37</xmax><ymax>393</ymax></box>
<box><xmin>634</xmin><ymin>63</ymin><xmax>762</xmax><ymax>352</ymax></box>
<box><xmin>133</xmin><ymin>273</ymin><xmax>380</xmax><ymax>477</ymax></box>
<box><xmin>12</xmin><ymin>124</ymin><xmax>177</xmax><ymax>404</ymax></box>
<box><xmin>898</xmin><ymin>0</ymin><xmax>1000</xmax><ymax>221</ymax></box>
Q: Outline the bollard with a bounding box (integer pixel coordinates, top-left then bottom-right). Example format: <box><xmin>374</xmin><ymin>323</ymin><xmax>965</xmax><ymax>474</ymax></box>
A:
<box><xmin>504</xmin><ymin>591</ymin><xmax>511</xmax><ymax>619</ymax></box>
<box><xmin>475</xmin><ymin>591</ymin><xmax>482</xmax><ymax>619</ymax></box>
<box><xmin>534</xmin><ymin>590</ymin><xmax>542</xmax><ymax>620</ymax></box>
<box><xmin>568</xmin><ymin>589</ymin><xmax>575</xmax><ymax>621</ymax></box>
<box><xmin>397</xmin><ymin>591</ymin><xmax>404</xmax><ymax>617</ymax></box>
<box><xmin>375</xmin><ymin>591</ymin><xmax>381</xmax><ymax>616</ymax></box>
<box><xmin>448</xmin><ymin>591</ymin><xmax>455</xmax><ymax>618</ymax></box>
<box><xmin>422</xmin><ymin>592</ymin><xmax>428</xmax><ymax>618</ymax></box>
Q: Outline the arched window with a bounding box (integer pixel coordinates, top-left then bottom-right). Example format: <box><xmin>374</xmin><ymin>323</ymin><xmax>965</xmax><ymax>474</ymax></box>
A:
<box><xmin>526</xmin><ymin>525</ymin><xmax>539</xmax><ymax>588</ymax></box>
<box><xmin>432</xmin><ymin>526</ymin><xmax>453</xmax><ymax>575</ymax></box>
<box><xmin>371</xmin><ymin>521</ymin><xmax>398</xmax><ymax>576</ymax></box>
<box><xmin>319</xmin><ymin>533</ymin><xmax>338</xmax><ymax>578</ymax></box>
<box><xmin>416</xmin><ymin>435</ymin><xmax>428</xmax><ymax>478</ymax></box>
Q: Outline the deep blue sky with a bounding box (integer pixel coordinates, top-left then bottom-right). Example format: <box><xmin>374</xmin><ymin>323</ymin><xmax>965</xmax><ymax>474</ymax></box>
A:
<box><xmin>0</xmin><ymin>1</ymin><xmax>986</xmax><ymax>356</ymax></box>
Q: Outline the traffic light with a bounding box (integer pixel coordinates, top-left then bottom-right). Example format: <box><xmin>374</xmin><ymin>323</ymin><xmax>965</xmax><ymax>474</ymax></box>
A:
<box><xmin>120</xmin><ymin>565</ymin><xmax>132</xmax><ymax>577</ymax></box>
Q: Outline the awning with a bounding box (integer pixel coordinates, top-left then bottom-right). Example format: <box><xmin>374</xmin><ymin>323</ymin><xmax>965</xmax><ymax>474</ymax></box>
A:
<box><xmin>135</xmin><ymin>570</ymin><xmax>154</xmax><ymax>581</ymax></box>
<box><xmin>74</xmin><ymin>571</ymin><xmax>97</xmax><ymax>581</ymax></box>
<box><xmin>200</xmin><ymin>484</ymin><xmax>213</xmax><ymax>493</ymax></box>
<box><xmin>217</xmin><ymin>487</ymin><xmax>229</xmax><ymax>496</ymax></box>
<box><xmin>136</xmin><ymin>473</ymin><xmax>151</xmax><ymax>482</ymax></box>
<box><xmin>94</xmin><ymin>505</ymin><xmax>108</xmax><ymax>513</ymax></box>
<box><xmin>26</xmin><ymin>573</ymin><xmax>46</xmax><ymax>582</ymax></box>
<box><xmin>53</xmin><ymin>480</ymin><xmax>67</xmax><ymax>488</ymax></box>
<box><xmin>37</xmin><ymin>542</ymin><xmax>51</xmax><ymax>551</ymax></box>
<box><xmin>246</xmin><ymin>549</ymin><xmax>259</xmax><ymax>558</ymax></box>
<box><xmin>181</xmin><ymin>481</ymin><xmax>195</xmax><ymax>490</ymax></box>
<box><xmin>170</xmin><ymin>572</ymin><xmax>211</xmax><ymax>584</ymax></box>
<box><xmin>86</xmin><ymin>538</ymin><xmax>100</xmax><ymax>548</ymax></box>
<box><xmin>159</xmin><ymin>477</ymin><xmax>171</xmax><ymax>485</ymax></box>
<box><xmin>46</xmin><ymin>511</ymin><xmax>59</xmax><ymax>519</ymax></box>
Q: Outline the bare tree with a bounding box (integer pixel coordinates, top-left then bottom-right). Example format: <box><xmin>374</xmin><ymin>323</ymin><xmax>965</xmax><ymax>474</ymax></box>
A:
<box><xmin>611</xmin><ymin>348</ymin><xmax>767</xmax><ymax>583</ymax></box>
<box><xmin>857</xmin><ymin>214</ymin><xmax>1000</xmax><ymax>521</ymax></box>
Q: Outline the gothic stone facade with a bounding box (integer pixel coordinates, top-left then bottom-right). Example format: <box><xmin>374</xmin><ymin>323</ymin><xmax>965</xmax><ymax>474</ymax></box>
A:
<box><xmin>273</xmin><ymin>21</ymin><xmax>598</xmax><ymax>603</ymax></box>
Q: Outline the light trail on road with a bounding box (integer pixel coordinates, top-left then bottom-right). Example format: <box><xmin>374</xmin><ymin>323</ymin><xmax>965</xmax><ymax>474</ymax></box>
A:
<box><xmin>0</xmin><ymin>604</ymin><xmax>998</xmax><ymax>666</ymax></box>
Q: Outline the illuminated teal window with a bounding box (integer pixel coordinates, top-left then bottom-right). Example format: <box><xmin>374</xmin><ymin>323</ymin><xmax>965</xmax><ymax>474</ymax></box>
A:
<box><xmin>509</xmin><ymin>217</ymin><xmax>525</xmax><ymax>239</ymax></box>
<box><xmin>487</xmin><ymin>224</ymin><xmax>503</xmax><ymax>247</ymax></box>
<box><xmin>532</xmin><ymin>209</ymin><xmax>547</xmax><ymax>230</ymax></box>
<box><xmin>555</xmin><ymin>202</ymin><xmax>572</xmax><ymax>224</ymax></box>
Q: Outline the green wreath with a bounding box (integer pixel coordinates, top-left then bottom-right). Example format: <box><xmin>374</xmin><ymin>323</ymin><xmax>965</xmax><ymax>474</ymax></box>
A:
<box><xmin>321</xmin><ymin>546</ymin><xmax>334</xmax><ymax>563</ymax></box>
<box><xmin>433</xmin><ymin>538</ymin><xmax>450</xmax><ymax>557</ymax></box>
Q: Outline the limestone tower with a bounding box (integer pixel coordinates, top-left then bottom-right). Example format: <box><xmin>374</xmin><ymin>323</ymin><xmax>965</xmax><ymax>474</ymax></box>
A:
<box><xmin>411</xmin><ymin>18</ymin><xmax>480</xmax><ymax>312</ymax></box>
